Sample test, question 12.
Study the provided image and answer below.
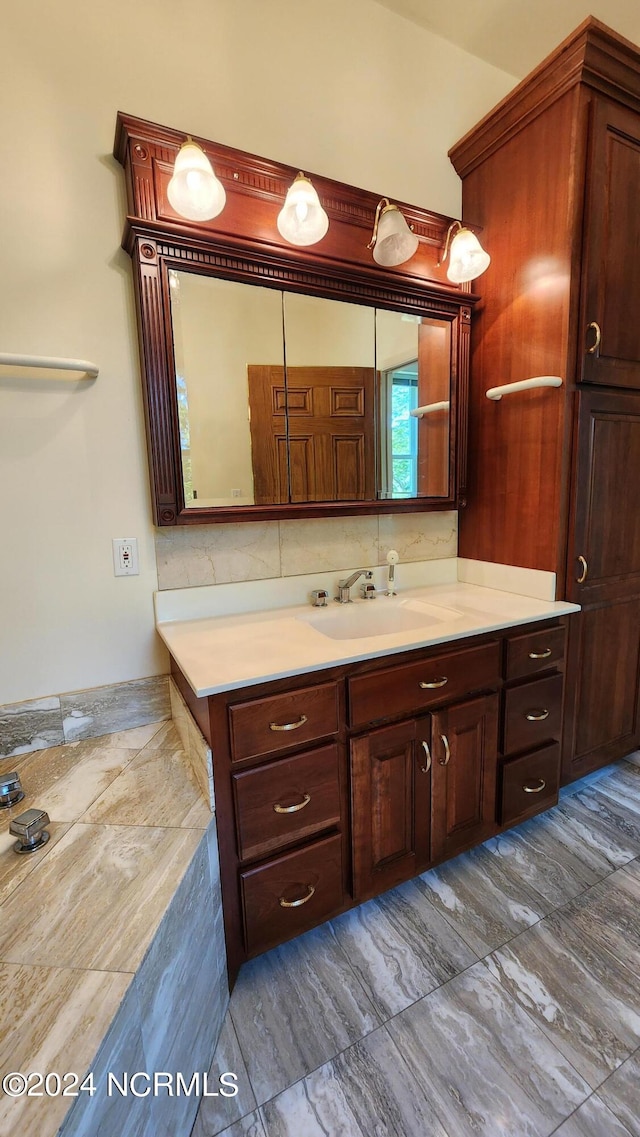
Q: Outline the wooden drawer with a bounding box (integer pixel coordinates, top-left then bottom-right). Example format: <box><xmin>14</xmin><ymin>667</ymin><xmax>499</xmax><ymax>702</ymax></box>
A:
<box><xmin>229</xmin><ymin>680</ymin><xmax>339</xmax><ymax>762</ymax></box>
<box><xmin>504</xmin><ymin>624</ymin><xmax>566</xmax><ymax>681</ymax></box>
<box><xmin>500</xmin><ymin>743</ymin><xmax>561</xmax><ymax>825</ymax></box>
<box><xmin>348</xmin><ymin>641</ymin><xmax>500</xmax><ymax>728</ymax></box>
<box><xmin>503</xmin><ymin>673</ymin><xmax>564</xmax><ymax>756</ymax></box>
<box><xmin>233</xmin><ymin>743</ymin><xmax>341</xmax><ymax>862</ymax></box>
<box><xmin>240</xmin><ymin>833</ymin><xmax>344</xmax><ymax>956</ymax></box>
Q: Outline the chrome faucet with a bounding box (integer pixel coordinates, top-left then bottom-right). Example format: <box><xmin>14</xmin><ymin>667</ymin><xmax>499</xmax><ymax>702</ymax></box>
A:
<box><xmin>336</xmin><ymin>569</ymin><xmax>373</xmax><ymax>604</ymax></box>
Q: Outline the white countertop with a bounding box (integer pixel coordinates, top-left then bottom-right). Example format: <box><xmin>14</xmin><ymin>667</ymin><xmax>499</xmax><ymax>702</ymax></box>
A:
<box><xmin>156</xmin><ymin>574</ymin><xmax>579</xmax><ymax>698</ymax></box>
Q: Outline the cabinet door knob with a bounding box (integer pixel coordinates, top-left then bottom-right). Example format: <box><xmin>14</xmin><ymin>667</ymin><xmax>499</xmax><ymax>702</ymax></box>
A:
<box><xmin>419</xmin><ymin>677</ymin><xmax>448</xmax><ymax>689</ymax></box>
<box><xmin>576</xmin><ymin>555</ymin><xmax>588</xmax><ymax>584</ymax></box>
<box><xmin>523</xmin><ymin>778</ymin><xmax>546</xmax><ymax>794</ymax></box>
<box><xmin>586</xmin><ymin>321</ymin><xmax>601</xmax><ymax>354</ymax></box>
<box><xmin>273</xmin><ymin>793</ymin><xmax>311</xmax><ymax>814</ymax></box>
<box><xmin>279</xmin><ymin>884</ymin><xmax>315</xmax><ymax>908</ymax></box>
<box><xmin>439</xmin><ymin>733</ymin><xmax>451</xmax><ymax>765</ymax></box>
<box><xmin>528</xmin><ymin>648</ymin><xmax>552</xmax><ymax>659</ymax></box>
<box><xmin>525</xmin><ymin>708</ymin><xmax>550</xmax><ymax>721</ymax></box>
<box><xmin>269</xmin><ymin>714</ymin><xmax>308</xmax><ymax>732</ymax></box>
<box><xmin>419</xmin><ymin>740</ymin><xmax>432</xmax><ymax>773</ymax></box>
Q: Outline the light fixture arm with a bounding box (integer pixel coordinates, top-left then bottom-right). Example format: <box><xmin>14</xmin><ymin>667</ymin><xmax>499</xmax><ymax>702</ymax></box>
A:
<box><xmin>367</xmin><ymin>198</ymin><xmax>391</xmax><ymax>250</ymax></box>
<box><xmin>437</xmin><ymin>220</ymin><xmax>463</xmax><ymax>267</ymax></box>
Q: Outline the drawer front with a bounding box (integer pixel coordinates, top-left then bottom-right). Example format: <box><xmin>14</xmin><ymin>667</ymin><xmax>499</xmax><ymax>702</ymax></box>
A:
<box><xmin>233</xmin><ymin>744</ymin><xmax>341</xmax><ymax>862</ymax></box>
<box><xmin>503</xmin><ymin>674</ymin><xmax>564</xmax><ymax>756</ymax></box>
<box><xmin>348</xmin><ymin>642</ymin><xmax>500</xmax><ymax>728</ymax></box>
<box><xmin>504</xmin><ymin>625</ymin><xmax>566</xmax><ymax>681</ymax></box>
<box><xmin>241</xmin><ymin>833</ymin><xmax>344</xmax><ymax>956</ymax></box>
<box><xmin>500</xmin><ymin>743</ymin><xmax>560</xmax><ymax>825</ymax></box>
<box><xmin>229</xmin><ymin>681</ymin><xmax>339</xmax><ymax>762</ymax></box>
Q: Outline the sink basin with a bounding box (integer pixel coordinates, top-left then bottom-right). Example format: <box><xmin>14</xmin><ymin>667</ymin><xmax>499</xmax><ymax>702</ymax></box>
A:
<box><xmin>299</xmin><ymin>597</ymin><xmax>463</xmax><ymax>640</ymax></box>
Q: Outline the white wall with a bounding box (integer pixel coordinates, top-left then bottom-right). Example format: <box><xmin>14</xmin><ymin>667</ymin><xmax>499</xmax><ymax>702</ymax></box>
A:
<box><xmin>0</xmin><ymin>0</ymin><xmax>514</xmax><ymax>705</ymax></box>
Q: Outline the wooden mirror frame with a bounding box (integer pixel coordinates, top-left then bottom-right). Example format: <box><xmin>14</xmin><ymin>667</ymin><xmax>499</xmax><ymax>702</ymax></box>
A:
<box><xmin>114</xmin><ymin>112</ymin><xmax>477</xmax><ymax>525</ymax></box>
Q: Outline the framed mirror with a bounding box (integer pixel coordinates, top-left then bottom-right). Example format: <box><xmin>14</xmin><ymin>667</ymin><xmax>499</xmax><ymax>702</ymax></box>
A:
<box><xmin>115</xmin><ymin>113</ymin><xmax>475</xmax><ymax>524</ymax></box>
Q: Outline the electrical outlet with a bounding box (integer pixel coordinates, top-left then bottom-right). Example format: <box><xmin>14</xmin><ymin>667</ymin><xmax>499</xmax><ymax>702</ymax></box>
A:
<box><xmin>112</xmin><ymin>537</ymin><xmax>139</xmax><ymax>577</ymax></box>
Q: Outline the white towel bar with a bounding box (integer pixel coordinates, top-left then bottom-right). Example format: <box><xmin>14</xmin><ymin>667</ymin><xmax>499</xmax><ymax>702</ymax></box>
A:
<box><xmin>0</xmin><ymin>353</ymin><xmax>99</xmax><ymax>378</ymax></box>
<box><xmin>486</xmin><ymin>376</ymin><xmax>562</xmax><ymax>401</ymax></box>
<box><xmin>409</xmin><ymin>400</ymin><xmax>450</xmax><ymax>417</ymax></box>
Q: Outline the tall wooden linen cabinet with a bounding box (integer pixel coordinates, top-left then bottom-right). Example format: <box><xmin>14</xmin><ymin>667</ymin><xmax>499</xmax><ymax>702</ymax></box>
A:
<box><xmin>450</xmin><ymin>17</ymin><xmax>640</xmax><ymax>783</ymax></box>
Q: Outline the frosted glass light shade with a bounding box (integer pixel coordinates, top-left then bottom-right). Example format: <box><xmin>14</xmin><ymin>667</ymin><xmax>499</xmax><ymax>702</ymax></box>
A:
<box><xmin>447</xmin><ymin>227</ymin><xmax>491</xmax><ymax>283</ymax></box>
<box><xmin>167</xmin><ymin>140</ymin><xmax>226</xmax><ymax>222</ymax></box>
<box><xmin>277</xmin><ymin>173</ymin><xmax>329</xmax><ymax>246</ymax></box>
<box><xmin>371</xmin><ymin>203</ymin><xmax>419</xmax><ymax>267</ymax></box>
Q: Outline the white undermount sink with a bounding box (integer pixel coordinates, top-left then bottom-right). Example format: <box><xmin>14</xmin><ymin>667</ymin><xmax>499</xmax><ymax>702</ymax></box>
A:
<box><xmin>299</xmin><ymin>596</ymin><xmax>464</xmax><ymax>640</ymax></box>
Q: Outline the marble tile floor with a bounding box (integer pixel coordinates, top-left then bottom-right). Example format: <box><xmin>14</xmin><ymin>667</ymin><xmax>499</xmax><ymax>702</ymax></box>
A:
<box><xmin>193</xmin><ymin>754</ymin><xmax>640</xmax><ymax>1137</ymax></box>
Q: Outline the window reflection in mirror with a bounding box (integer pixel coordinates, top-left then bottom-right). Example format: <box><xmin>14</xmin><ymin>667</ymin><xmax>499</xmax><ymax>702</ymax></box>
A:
<box><xmin>376</xmin><ymin>309</ymin><xmax>451</xmax><ymax>499</ymax></box>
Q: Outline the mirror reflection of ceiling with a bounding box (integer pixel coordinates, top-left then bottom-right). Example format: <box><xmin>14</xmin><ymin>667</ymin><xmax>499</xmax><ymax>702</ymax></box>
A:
<box><xmin>371</xmin><ymin>0</ymin><xmax>640</xmax><ymax>78</ymax></box>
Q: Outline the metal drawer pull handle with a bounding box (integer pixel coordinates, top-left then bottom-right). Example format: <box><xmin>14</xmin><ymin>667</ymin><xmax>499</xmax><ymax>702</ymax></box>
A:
<box><xmin>419</xmin><ymin>677</ymin><xmax>448</xmax><ymax>689</ymax></box>
<box><xmin>279</xmin><ymin>884</ymin><xmax>315</xmax><ymax>908</ymax></box>
<box><xmin>269</xmin><ymin>714</ymin><xmax>308</xmax><ymax>732</ymax></box>
<box><xmin>526</xmin><ymin>709</ymin><xmax>550</xmax><ymax>721</ymax></box>
<box><xmin>419</xmin><ymin>740</ymin><xmax>432</xmax><ymax>773</ymax></box>
<box><xmin>586</xmin><ymin>321</ymin><xmax>601</xmax><ymax>354</ymax></box>
<box><xmin>577</xmin><ymin>556</ymin><xmax>588</xmax><ymax>584</ymax></box>
<box><xmin>523</xmin><ymin>778</ymin><xmax>547</xmax><ymax>794</ymax></box>
<box><xmin>439</xmin><ymin>734</ymin><xmax>451</xmax><ymax>766</ymax></box>
<box><xmin>274</xmin><ymin>794</ymin><xmax>311</xmax><ymax>814</ymax></box>
<box><xmin>529</xmin><ymin>648</ymin><xmax>552</xmax><ymax>659</ymax></box>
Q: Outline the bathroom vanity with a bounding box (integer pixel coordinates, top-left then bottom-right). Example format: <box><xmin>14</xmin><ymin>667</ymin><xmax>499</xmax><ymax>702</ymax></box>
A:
<box><xmin>158</xmin><ymin>574</ymin><xmax>577</xmax><ymax>982</ymax></box>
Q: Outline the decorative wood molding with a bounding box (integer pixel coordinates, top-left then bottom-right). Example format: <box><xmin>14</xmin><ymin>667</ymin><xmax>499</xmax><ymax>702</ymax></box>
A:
<box><xmin>114</xmin><ymin>114</ymin><xmax>476</xmax><ymax>526</ymax></box>
<box><xmin>450</xmin><ymin>17</ymin><xmax>640</xmax><ymax>178</ymax></box>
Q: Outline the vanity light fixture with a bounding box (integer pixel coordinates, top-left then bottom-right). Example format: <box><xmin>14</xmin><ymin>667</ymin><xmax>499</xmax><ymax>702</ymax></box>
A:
<box><xmin>368</xmin><ymin>199</ymin><xmax>419</xmax><ymax>267</ymax></box>
<box><xmin>277</xmin><ymin>172</ymin><xmax>329</xmax><ymax>246</ymax></box>
<box><xmin>167</xmin><ymin>138</ymin><xmax>226</xmax><ymax>222</ymax></box>
<box><xmin>439</xmin><ymin>220</ymin><xmax>490</xmax><ymax>283</ymax></box>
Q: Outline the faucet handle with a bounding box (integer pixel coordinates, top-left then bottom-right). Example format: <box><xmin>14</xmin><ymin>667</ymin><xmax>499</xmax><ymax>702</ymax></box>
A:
<box><xmin>0</xmin><ymin>773</ymin><xmax>25</xmax><ymax>810</ymax></box>
<box><xmin>10</xmin><ymin>807</ymin><xmax>51</xmax><ymax>853</ymax></box>
<box><xmin>360</xmin><ymin>581</ymin><xmax>377</xmax><ymax>600</ymax></box>
<box><xmin>310</xmin><ymin>589</ymin><xmax>329</xmax><ymax>608</ymax></box>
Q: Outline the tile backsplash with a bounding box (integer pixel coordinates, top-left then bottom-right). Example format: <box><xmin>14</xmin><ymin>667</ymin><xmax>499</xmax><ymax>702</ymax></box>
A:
<box><xmin>155</xmin><ymin>511</ymin><xmax>458</xmax><ymax>590</ymax></box>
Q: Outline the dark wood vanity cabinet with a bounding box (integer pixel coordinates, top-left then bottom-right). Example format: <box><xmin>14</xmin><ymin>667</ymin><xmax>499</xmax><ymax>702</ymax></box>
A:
<box><xmin>174</xmin><ymin>615</ymin><xmax>569</xmax><ymax>983</ymax></box>
<box><xmin>450</xmin><ymin>17</ymin><xmax>640</xmax><ymax>783</ymax></box>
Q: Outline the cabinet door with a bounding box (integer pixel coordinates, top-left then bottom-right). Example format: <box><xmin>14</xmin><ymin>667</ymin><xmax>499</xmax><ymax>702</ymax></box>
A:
<box><xmin>431</xmin><ymin>694</ymin><xmax>498</xmax><ymax>861</ymax></box>
<box><xmin>563</xmin><ymin>389</ymin><xmax>640</xmax><ymax>778</ymax></box>
<box><xmin>563</xmin><ymin>600</ymin><xmax>640</xmax><ymax>780</ymax></box>
<box><xmin>350</xmin><ymin>718</ymin><xmax>431</xmax><ymax>901</ymax></box>
<box><xmin>581</xmin><ymin>99</ymin><xmax>640</xmax><ymax>389</ymax></box>
<box><xmin>569</xmin><ymin>389</ymin><xmax>640</xmax><ymax>606</ymax></box>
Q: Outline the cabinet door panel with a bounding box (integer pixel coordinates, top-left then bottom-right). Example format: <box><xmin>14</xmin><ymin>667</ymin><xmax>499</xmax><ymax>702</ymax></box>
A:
<box><xmin>431</xmin><ymin>694</ymin><xmax>498</xmax><ymax>861</ymax></box>
<box><xmin>563</xmin><ymin>599</ymin><xmax>640</xmax><ymax>780</ymax></box>
<box><xmin>569</xmin><ymin>390</ymin><xmax>640</xmax><ymax>604</ymax></box>
<box><xmin>350</xmin><ymin>718</ymin><xmax>431</xmax><ymax>900</ymax></box>
<box><xmin>582</xmin><ymin>99</ymin><xmax>640</xmax><ymax>388</ymax></box>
